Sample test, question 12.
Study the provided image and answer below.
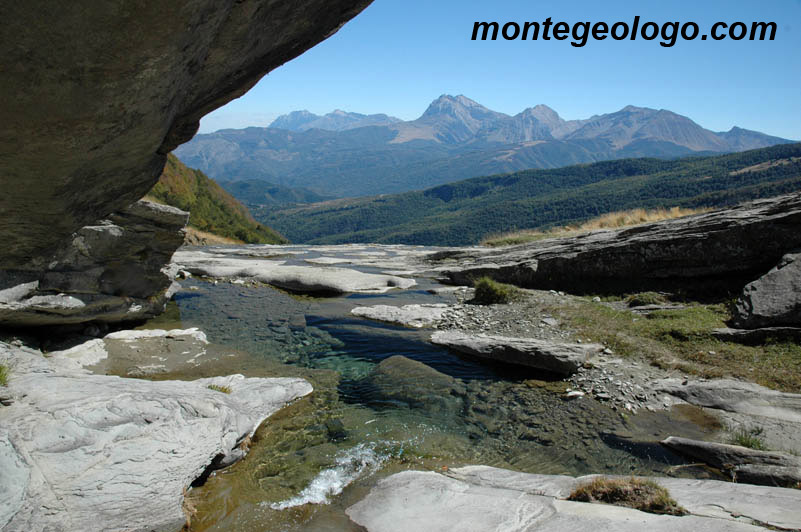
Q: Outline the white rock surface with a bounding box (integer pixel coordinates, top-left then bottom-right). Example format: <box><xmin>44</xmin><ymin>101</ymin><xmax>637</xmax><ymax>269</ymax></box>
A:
<box><xmin>173</xmin><ymin>249</ymin><xmax>415</xmax><ymax>294</ymax></box>
<box><xmin>351</xmin><ymin>304</ymin><xmax>452</xmax><ymax>328</ymax></box>
<box><xmin>0</xmin><ymin>340</ymin><xmax>312</xmax><ymax>532</ymax></box>
<box><xmin>430</xmin><ymin>330</ymin><xmax>602</xmax><ymax>375</ymax></box>
<box><xmin>346</xmin><ymin>466</ymin><xmax>801</xmax><ymax>531</ymax></box>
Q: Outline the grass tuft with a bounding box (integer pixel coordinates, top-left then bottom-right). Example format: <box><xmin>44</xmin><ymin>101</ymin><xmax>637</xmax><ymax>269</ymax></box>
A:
<box><xmin>568</xmin><ymin>476</ymin><xmax>686</xmax><ymax>516</ymax></box>
<box><xmin>482</xmin><ymin>206</ymin><xmax>708</xmax><ymax>247</ymax></box>
<box><xmin>0</xmin><ymin>364</ymin><xmax>8</xmax><ymax>387</ymax></box>
<box><xmin>207</xmin><ymin>384</ymin><xmax>232</xmax><ymax>394</ymax></box>
<box><xmin>625</xmin><ymin>292</ymin><xmax>669</xmax><ymax>307</ymax></box>
<box><xmin>730</xmin><ymin>426</ymin><xmax>768</xmax><ymax>450</ymax></box>
<box><xmin>471</xmin><ymin>276</ymin><xmax>520</xmax><ymax>305</ymax></box>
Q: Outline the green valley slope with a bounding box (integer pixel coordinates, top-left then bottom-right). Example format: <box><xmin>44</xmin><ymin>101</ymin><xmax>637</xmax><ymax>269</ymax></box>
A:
<box><xmin>257</xmin><ymin>143</ymin><xmax>801</xmax><ymax>246</ymax></box>
<box><xmin>146</xmin><ymin>154</ymin><xmax>287</xmax><ymax>244</ymax></box>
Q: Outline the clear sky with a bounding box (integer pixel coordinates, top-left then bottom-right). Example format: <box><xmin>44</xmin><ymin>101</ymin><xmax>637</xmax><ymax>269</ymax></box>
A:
<box><xmin>199</xmin><ymin>0</ymin><xmax>801</xmax><ymax>140</ymax></box>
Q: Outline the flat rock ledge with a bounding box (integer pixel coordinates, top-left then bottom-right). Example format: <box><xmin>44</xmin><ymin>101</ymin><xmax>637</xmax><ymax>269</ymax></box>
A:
<box><xmin>0</xmin><ymin>339</ymin><xmax>312</xmax><ymax>532</ymax></box>
<box><xmin>661</xmin><ymin>436</ymin><xmax>801</xmax><ymax>488</ymax></box>
<box><xmin>430</xmin><ymin>330</ymin><xmax>602</xmax><ymax>376</ymax></box>
<box><xmin>172</xmin><ymin>249</ymin><xmax>415</xmax><ymax>294</ymax></box>
<box><xmin>351</xmin><ymin>304</ymin><xmax>451</xmax><ymax>328</ymax></box>
<box><xmin>346</xmin><ymin>465</ymin><xmax>801</xmax><ymax>531</ymax></box>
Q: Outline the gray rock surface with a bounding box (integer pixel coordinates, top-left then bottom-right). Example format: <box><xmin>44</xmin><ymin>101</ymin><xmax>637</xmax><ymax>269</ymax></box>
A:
<box><xmin>352</xmin><ymin>303</ymin><xmax>452</xmax><ymax>327</ymax></box>
<box><xmin>430</xmin><ymin>330</ymin><xmax>602</xmax><ymax>375</ymax></box>
<box><xmin>0</xmin><ymin>0</ymin><xmax>372</xmax><ymax>271</ymax></box>
<box><xmin>432</xmin><ymin>193</ymin><xmax>801</xmax><ymax>293</ymax></box>
<box><xmin>173</xmin><ymin>249</ymin><xmax>415</xmax><ymax>294</ymax></box>
<box><xmin>346</xmin><ymin>466</ymin><xmax>800</xmax><ymax>531</ymax></box>
<box><xmin>733</xmin><ymin>251</ymin><xmax>801</xmax><ymax>328</ymax></box>
<box><xmin>0</xmin><ymin>200</ymin><xmax>187</xmax><ymax>326</ymax></box>
<box><xmin>0</xmin><ymin>339</ymin><xmax>312</xmax><ymax>532</ymax></box>
<box><xmin>712</xmin><ymin>326</ymin><xmax>801</xmax><ymax>344</ymax></box>
<box><xmin>661</xmin><ymin>436</ymin><xmax>801</xmax><ymax>487</ymax></box>
<box><xmin>655</xmin><ymin>378</ymin><xmax>801</xmax><ymax>423</ymax></box>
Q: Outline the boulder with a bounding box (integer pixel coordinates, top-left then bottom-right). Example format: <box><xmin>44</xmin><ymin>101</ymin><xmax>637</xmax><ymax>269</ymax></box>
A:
<box><xmin>0</xmin><ymin>0</ymin><xmax>372</xmax><ymax>272</ymax></box>
<box><xmin>346</xmin><ymin>466</ymin><xmax>801</xmax><ymax>531</ymax></box>
<box><xmin>430</xmin><ymin>330</ymin><xmax>601</xmax><ymax>375</ymax></box>
<box><xmin>0</xmin><ymin>200</ymin><xmax>187</xmax><ymax>326</ymax></box>
<box><xmin>0</xmin><ymin>339</ymin><xmax>312</xmax><ymax>532</ymax></box>
<box><xmin>433</xmin><ymin>193</ymin><xmax>801</xmax><ymax>294</ymax></box>
<box><xmin>173</xmin><ymin>249</ymin><xmax>415</xmax><ymax>294</ymax></box>
<box><xmin>661</xmin><ymin>436</ymin><xmax>801</xmax><ymax>487</ymax></box>
<box><xmin>351</xmin><ymin>304</ymin><xmax>452</xmax><ymax>327</ymax></box>
<box><xmin>732</xmin><ymin>251</ymin><xmax>801</xmax><ymax>328</ymax></box>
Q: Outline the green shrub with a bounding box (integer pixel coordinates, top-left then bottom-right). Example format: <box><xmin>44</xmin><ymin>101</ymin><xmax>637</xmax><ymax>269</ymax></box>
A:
<box><xmin>568</xmin><ymin>476</ymin><xmax>686</xmax><ymax>516</ymax></box>
<box><xmin>730</xmin><ymin>426</ymin><xmax>767</xmax><ymax>450</ymax></box>
<box><xmin>471</xmin><ymin>276</ymin><xmax>519</xmax><ymax>305</ymax></box>
<box><xmin>0</xmin><ymin>364</ymin><xmax>8</xmax><ymax>387</ymax></box>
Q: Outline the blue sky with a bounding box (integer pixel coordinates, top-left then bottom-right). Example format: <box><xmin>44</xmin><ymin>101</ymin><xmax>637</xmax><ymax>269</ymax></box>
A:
<box><xmin>199</xmin><ymin>0</ymin><xmax>801</xmax><ymax>139</ymax></box>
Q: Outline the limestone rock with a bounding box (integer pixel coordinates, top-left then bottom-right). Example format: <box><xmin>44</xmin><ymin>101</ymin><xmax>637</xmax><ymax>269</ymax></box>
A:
<box><xmin>433</xmin><ymin>193</ymin><xmax>801</xmax><ymax>294</ymax></box>
<box><xmin>430</xmin><ymin>330</ymin><xmax>601</xmax><ymax>375</ymax></box>
<box><xmin>173</xmin><ymin>249</ymin><xmax>415</xmax><ymax>294</ymax></box>
<box><xmin>732</xmin><ymin>251</ymin><xmax>801</xmax><ymax>328</ymax></box>
<box><xmin>0</xmin><ymin>200</ymin><xmax>187</xmax><ymax>326</ymax></box>
<box><xmin>0</xmin><ymin>0</ymin><xmax>372</xmax><ymax>271</ymax></box>
<box><xmin>346</xmin><ymin>466</ymin><xmax>801</xmax><ymax>531</ymax></box>
<box><xmin>351</xmin><ymin>303</ymin><xmax>452</xmax><ymax>328</ymax></box>
<box><xmin>661</xmin><ymin>436</ymin><xmax>801</xmax><ymax>487</ymax></box>
<box><xmin>0</xmin><ymin>340</ymin><xmax>312</xmax><ymax>532</ymax></box>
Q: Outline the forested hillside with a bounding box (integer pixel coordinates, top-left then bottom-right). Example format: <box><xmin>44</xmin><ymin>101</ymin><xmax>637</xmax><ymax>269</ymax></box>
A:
<box><xmin>257</xmin><ymin>143</ymin><xmax>801</xmax><ymax>246</ymax></box>
<box><xmin>146</xmin><ymin>154</ymin><xmax>287</xmax><ymax>244</ymax></box>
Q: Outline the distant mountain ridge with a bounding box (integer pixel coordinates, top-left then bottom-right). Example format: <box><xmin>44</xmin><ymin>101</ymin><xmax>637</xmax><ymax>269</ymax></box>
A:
<box><xmin>176</xmin><ymin>95</ymin><xmax>793</xmax><ymax>198</ymax></box>
<box><xmin>269</xmin><ymin>109</ymin><xmax>401</xmax><ymax>131</ymax></box>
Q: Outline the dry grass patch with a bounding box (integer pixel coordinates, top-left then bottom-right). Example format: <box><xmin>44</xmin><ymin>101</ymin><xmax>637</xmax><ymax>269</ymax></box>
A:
<box><xmin>482</xmin><ymin>206</ymin><xmax>709</xmax><ymax>247</ymax></box>
<box><xmin>568</xmin><ymin>476</ymin><xmax>686</xmax><ymax>516</ymax></box>
<box><xmin>555</xmin><ymin>300</ymin><xmax>801</xmax><ymax>393</ymax></box>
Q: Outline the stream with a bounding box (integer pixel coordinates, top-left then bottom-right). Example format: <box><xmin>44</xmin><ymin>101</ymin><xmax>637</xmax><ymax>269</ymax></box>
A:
<box><xmin>142</xmin><ymin>245</ymin><xmax>719</xmax><ymax>531</ymax></box>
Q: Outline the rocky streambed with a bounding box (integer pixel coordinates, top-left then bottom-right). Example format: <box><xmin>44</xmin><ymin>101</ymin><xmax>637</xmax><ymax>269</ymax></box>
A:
<box><xmin>2</xmin><ymin>242</ymin><xmax>800</xmax><ymax>532</ymax></box>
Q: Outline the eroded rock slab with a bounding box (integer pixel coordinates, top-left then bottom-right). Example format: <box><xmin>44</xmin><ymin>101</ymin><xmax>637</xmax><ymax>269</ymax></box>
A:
<box><xmin>0</xmin><ymin>200</ymin><xmax>187</xmax><ymax>327</ymax></box>
<box><xmin>173</xmin><ymin>249</ymin><xmax>415</xmax><ymax>294</ymax></box>
<box><xmin>352</xmin><ymin>304</ymin><xmax>452</xmax><ymax>327</ymax></box>
<box><xmin>346</xmin><ymin>467</ymin><xmax>799</xmax><ymax>531</ymax></box>
<box><xmin>430</xmin><ymin>330</ymin><xmax>601</xmax><ymax>375</ymax></box>
<box><xmin>733</xmin><ymin>251</ymin><xmax>801</xmax><ymax>328</ymax></box>
<box><xmin>433</xmin><ymin>193</ymin><xmax>801</xmax><ymax>294</ymax></box>
<box><xmin>0</xmin><ymin>340</ymin><xmax>312</xmax><ymax>532</ymax></box>
<box><xmin>661</xmin><ymin>436</ymin><xmax>801</xmax><ymax>487</ymax></box>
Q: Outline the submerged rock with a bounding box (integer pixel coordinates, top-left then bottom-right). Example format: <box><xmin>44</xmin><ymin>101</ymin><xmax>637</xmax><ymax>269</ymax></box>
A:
<box><xmin>430</xmin><ymin>330</ymin><xmax>602</xmax><ymax>375</ymax></box>
<box><xmin>346</xmin><ymin>466</ymin><xmax>801</xmax><ymax>531</ymax></box>
<box><xmin>0</xmin><ymin>200</ymin><xmax>187</xmax><ymax>327</ymax></box>
<box><xmin>732</xmin><ymin>251</ymin><xmax>801</xmax><ymax>329</ymax></box>
<box><xmin>0</xmin><ymin>339</ymin><xmax>312</xmax><ymax>532</ymax></box>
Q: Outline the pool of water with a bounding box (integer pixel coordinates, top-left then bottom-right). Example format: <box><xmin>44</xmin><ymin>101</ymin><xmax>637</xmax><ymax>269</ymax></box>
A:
<box><xmin>143</xmin><ymin>252</ymin><xmax>720</xmax><ymax>531</ymax></box>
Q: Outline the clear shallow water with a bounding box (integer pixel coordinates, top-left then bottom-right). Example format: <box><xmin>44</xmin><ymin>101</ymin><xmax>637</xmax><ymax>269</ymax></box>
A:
<box><xmin>145</xmin><ymin>252</ymin><xmax>720</xmax><ymax>531</ymax></box>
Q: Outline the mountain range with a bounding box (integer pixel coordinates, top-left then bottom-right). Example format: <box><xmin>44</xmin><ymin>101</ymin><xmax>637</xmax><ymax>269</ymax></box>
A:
<box><xmin>175</xmin><ymin>95</ymin><xmax>793</xmax><ymax>199</ymax></box>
